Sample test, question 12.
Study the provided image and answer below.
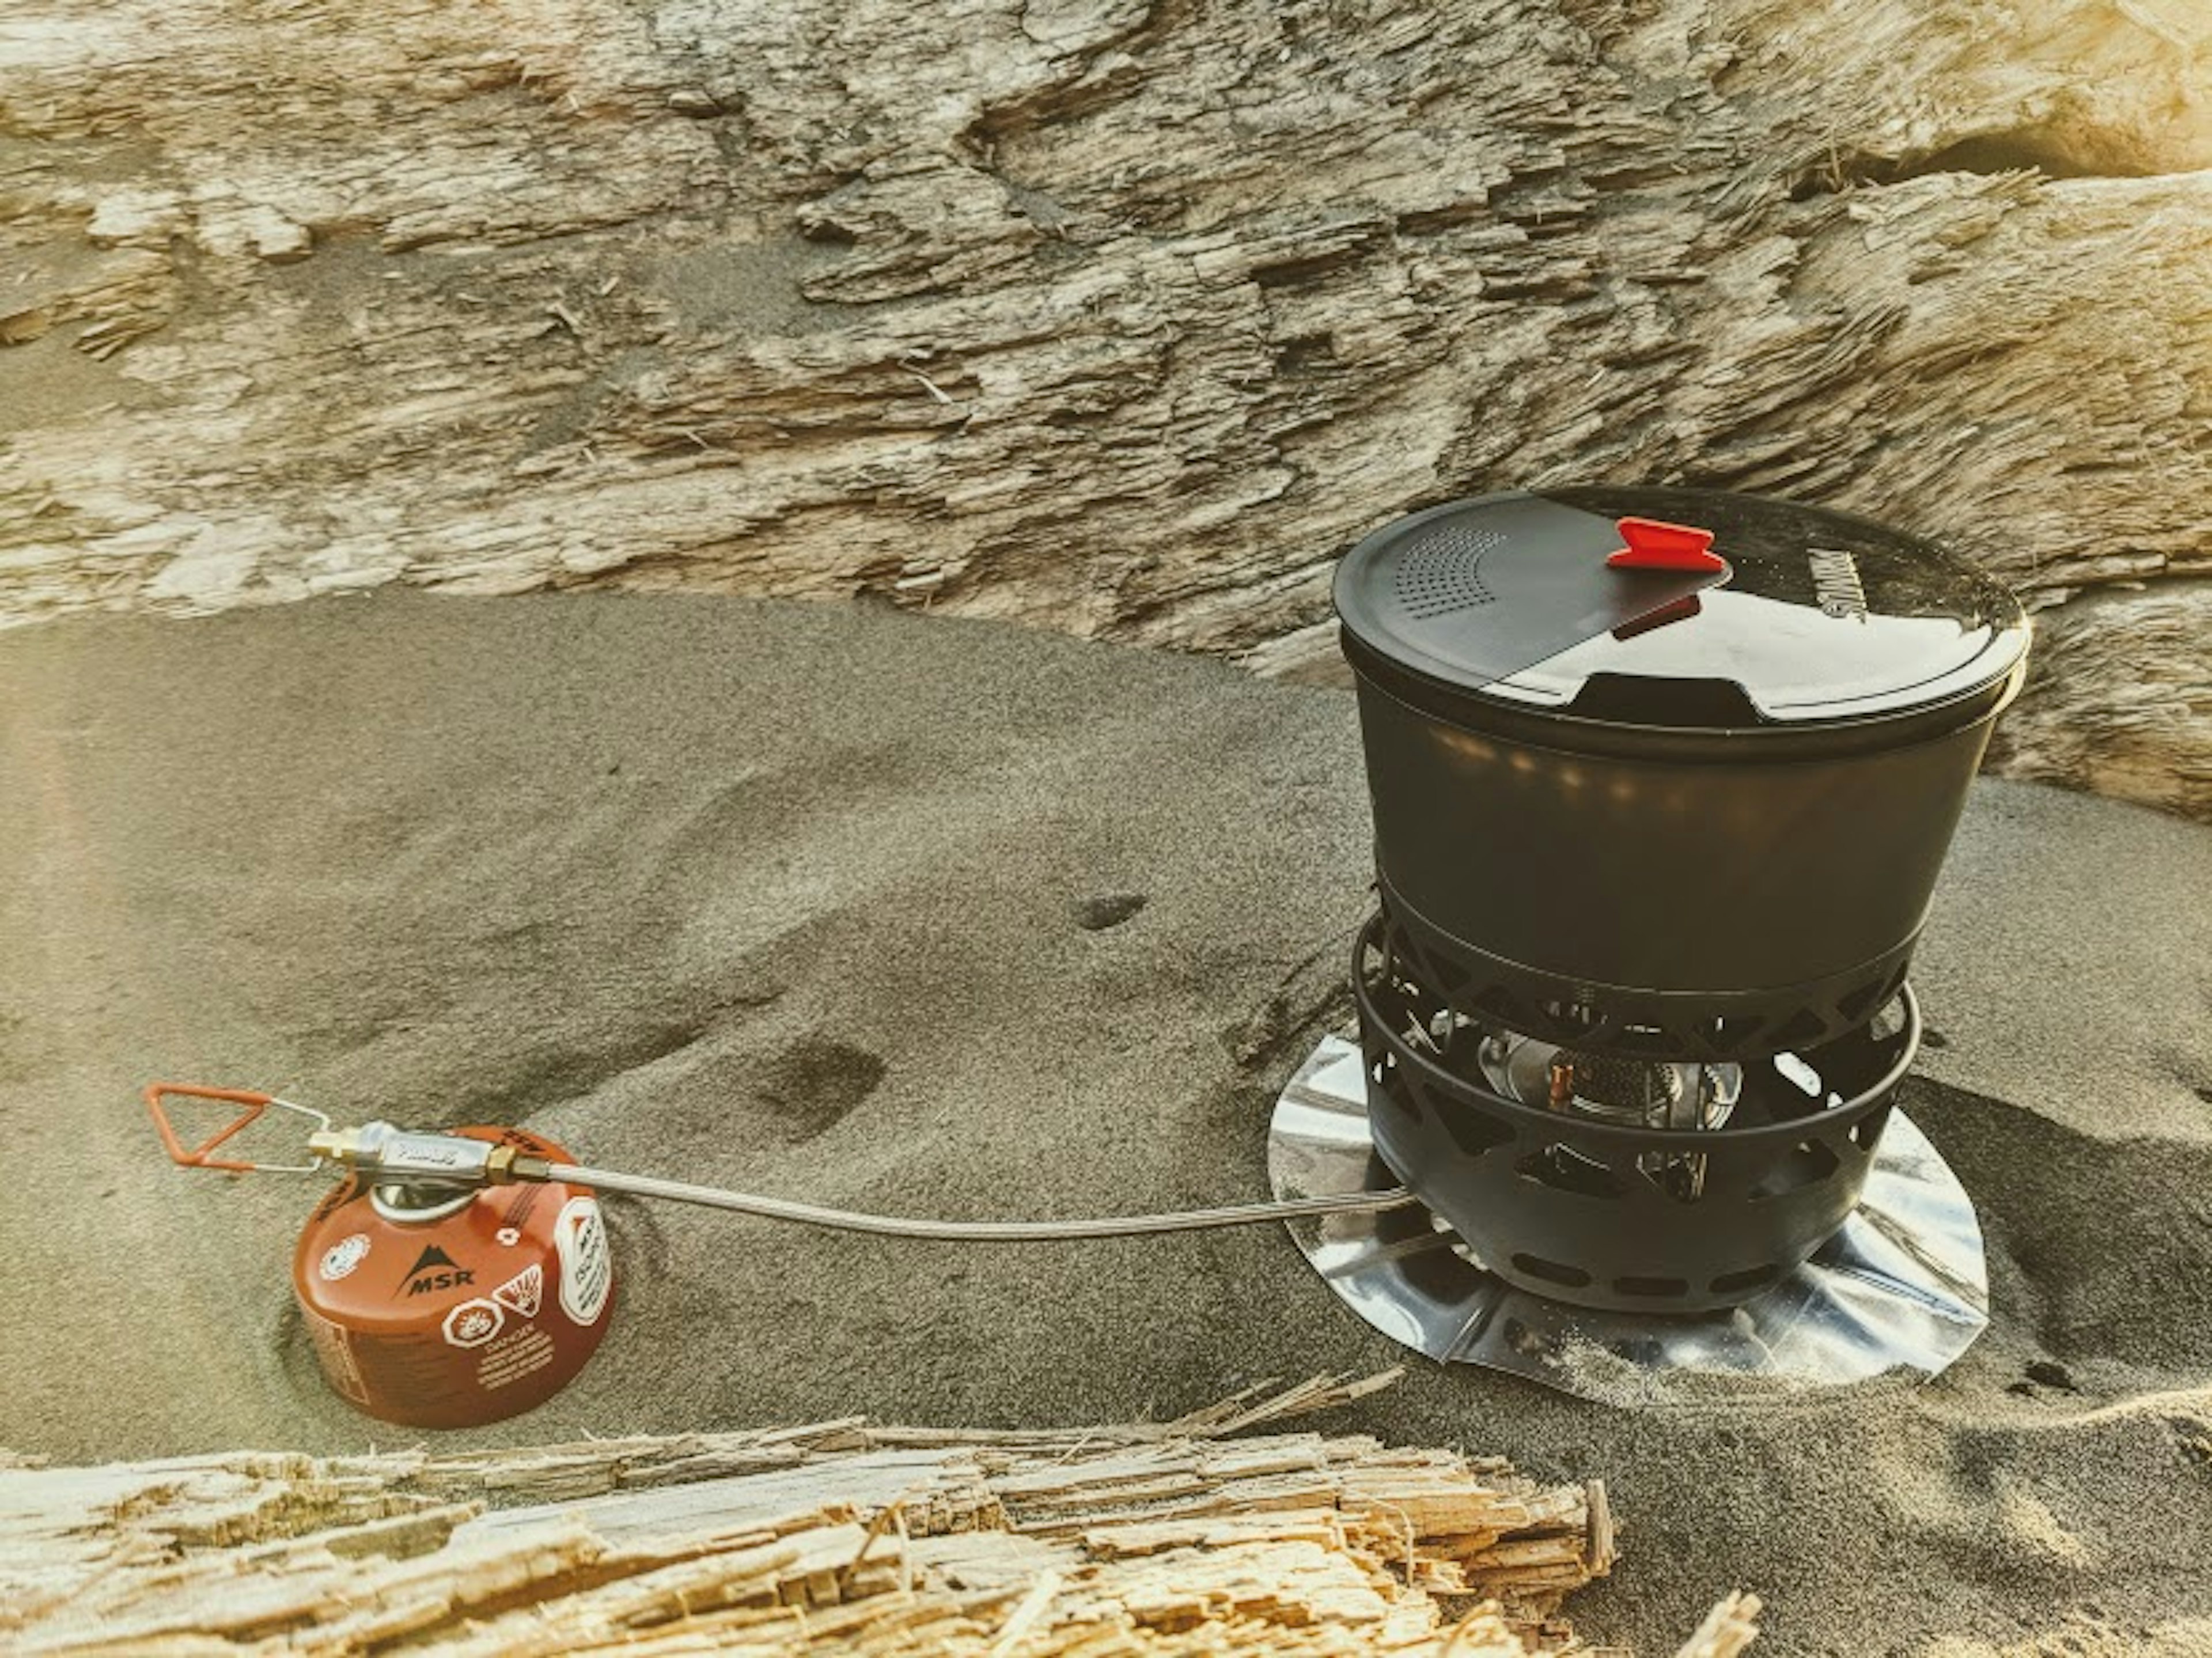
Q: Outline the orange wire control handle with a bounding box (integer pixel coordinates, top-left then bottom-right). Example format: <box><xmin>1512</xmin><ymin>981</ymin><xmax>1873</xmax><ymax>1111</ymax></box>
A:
<box><xmin>145</xmin><ymin>1082</ymin><xmax>329</xmax><ymax>1174</ymax></box>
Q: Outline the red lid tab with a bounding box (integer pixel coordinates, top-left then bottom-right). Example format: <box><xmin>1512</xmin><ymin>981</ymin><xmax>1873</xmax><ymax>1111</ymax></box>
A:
<box><xmin>1607</xmin><ymin>516</ymin><xmax>1725</xmax><ymax>572</ymax></box>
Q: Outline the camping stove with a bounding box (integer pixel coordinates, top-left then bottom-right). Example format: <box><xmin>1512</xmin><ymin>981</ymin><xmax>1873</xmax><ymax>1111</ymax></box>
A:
<box><xmin>1270</xmin><ymin>486</ymin><xmax>2028</xmax><ymax>1394</ymax></box>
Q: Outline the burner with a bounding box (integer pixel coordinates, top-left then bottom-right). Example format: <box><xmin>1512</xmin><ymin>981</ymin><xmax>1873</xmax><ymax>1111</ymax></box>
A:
<box><xmin>1354</xmin><ymin>910</ymin><xmax>1916</xmax><ymax>1311</ymax></box>
<box><xmin>1298</xmin><ymin>486</ymin><xmax>2027</xmax><ymax>1367</ymax></box>
<box><xmin>1267</xmin><ymin>1036</ymin><xmax>1987</xmax><ymax>1399</ymax></box>
<box><xmin>1478</xmin><ymin>1035</ymin><xmax>1738</xmax><ymax>1203</ymax></box>
<box><xmin>1476</xmin><ymin>1036</ymin><xmax>1739</xmax><ymax>1130</ymax></box>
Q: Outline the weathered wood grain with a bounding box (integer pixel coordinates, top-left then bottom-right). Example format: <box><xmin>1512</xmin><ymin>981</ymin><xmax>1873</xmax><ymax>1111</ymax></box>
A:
<box><xmin>1</xmin><ymin>0</ymin><xmax>2205</xmax><ymax>814</ymax></box>
<box><xmin>0</xmin><ymin>1378</ymin><xmax>1718</xmax><ymax>1656</ymax></box>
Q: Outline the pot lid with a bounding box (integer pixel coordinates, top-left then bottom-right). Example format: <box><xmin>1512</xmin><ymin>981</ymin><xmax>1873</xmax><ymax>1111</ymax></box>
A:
<box><xmin>1332</xmin><ymin>485</ymin><xmax>2029</xmax><ymax>726</ymax></box>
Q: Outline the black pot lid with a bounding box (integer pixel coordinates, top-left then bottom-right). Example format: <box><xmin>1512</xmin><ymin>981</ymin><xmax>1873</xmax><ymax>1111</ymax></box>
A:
<box><xmin>1332</xmin><ymin>485</ymin><xmax>2030</xmax><ymax>726</ymax></box>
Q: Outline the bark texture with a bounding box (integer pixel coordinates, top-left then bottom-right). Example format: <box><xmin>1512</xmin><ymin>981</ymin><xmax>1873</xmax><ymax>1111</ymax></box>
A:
<box><xmin>2</xmin><ymin>0</ymin><xmax>2207</xmax><ymax>813</ymax></box>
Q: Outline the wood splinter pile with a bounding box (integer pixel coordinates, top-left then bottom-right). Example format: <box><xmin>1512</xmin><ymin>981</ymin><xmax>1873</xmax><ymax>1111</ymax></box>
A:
<box><xmin>1</xmin><ymin>1373</ymin><xmax>1760</xmax><ymax>1655</ymax></box>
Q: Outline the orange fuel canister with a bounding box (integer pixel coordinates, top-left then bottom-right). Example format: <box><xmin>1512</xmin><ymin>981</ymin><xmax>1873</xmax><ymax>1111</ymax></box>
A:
<box><xmin>291</xmin><ymin>1126</ymin><xmax>614</xmax><ymax>1429</ymax></box>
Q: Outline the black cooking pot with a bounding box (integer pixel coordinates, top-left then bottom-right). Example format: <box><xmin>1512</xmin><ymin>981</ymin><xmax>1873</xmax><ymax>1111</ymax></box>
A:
<box><xmin>1334</xmin><ymin>486</ymin><xmax>2029</xmax><ymax>1058</ymax></box>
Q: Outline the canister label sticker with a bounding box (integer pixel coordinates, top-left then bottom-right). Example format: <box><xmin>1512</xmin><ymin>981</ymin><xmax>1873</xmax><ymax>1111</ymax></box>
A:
<box><xmin>442</xmin><ymin>1298</ymin><xmax>505</xmax><ymax>1349</ymax></box>
<box><xmin>555</xmin><ymin>1197</ymin><xmax>611</xmax><ymax>1326</ymax></box>
<box><xmin>494</xmin><ymin>1263</ymin><xmax>543</xmax><ymax>1319</ymax></box>
<box><xmin>319</xmin><ymin>1233</ymin><xmax>370</xmax><ymax>1281</ymax></box>
<box><xmin>306</xmin><ymin>1312</ymin><xmax>369</xmax><ymax>1404</ymax></box>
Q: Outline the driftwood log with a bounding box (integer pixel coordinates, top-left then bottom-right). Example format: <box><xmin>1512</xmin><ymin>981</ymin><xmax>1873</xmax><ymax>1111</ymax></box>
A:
<box><xmin>2</xmin><ymin>1</ymin><xmax>2206</xmax><ymax>815</ymax></box>
<box><xmin>0</xmin><ymin>1376</ymin><xmax>1756</xmax><ymax>1656</ymax></box>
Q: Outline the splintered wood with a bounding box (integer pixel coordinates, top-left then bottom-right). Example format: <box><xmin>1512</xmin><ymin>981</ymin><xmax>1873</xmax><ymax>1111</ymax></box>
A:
<box><xmin>0</xmin><ymin>1375</ymin><xmax>1756</xmax><ymax>1655</ymax></box>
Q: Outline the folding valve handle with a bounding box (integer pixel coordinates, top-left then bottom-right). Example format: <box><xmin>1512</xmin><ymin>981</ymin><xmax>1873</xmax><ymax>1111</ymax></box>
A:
<box><xmin>145</xmin><ymin>1081</ymin><xmax>331</xmax><ymax>1175</ymax></box>
<box><xmin>145</xmin><ymin>1082</ymin><xmax>547</xmax><ymax>1187</ymax></box>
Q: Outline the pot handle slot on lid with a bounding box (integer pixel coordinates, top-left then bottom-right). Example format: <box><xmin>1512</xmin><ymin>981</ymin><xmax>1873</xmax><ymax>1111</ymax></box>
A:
<box><xmin>1563</xmin><ymin>672</ymin><xmax>1766</xmax><ymax>728</ymax></box>
<box><xmin>1612</xmin><ymin>593</ymin><xmax>1702</xmax><ymax>641</ymax></box>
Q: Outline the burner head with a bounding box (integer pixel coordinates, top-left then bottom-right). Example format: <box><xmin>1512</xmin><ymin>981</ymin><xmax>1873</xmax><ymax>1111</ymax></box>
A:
<box><xmin>1351</xmin><ymin>911</ymin><xmax>1919</xmax><ymax>1312</ymax></box>
<box><xmin>1477</xmin><ymin>1037</ymin><xmax>1740</xmax><ymax>1132</ymax></box>
<box><xmin>1334</xmin><ymin>486</ymin><xmax>2029</xmax><ymax>1058</ymax></box>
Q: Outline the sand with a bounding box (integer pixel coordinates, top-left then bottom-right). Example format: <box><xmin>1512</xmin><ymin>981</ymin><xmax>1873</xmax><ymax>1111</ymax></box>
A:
<box><xmin>2</xmin><ymin>590</ymin><xmax>2210</xmax><ymax>1655</ymax></box>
